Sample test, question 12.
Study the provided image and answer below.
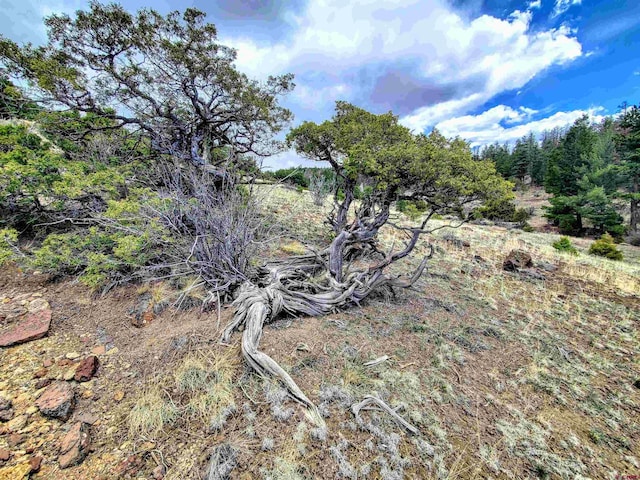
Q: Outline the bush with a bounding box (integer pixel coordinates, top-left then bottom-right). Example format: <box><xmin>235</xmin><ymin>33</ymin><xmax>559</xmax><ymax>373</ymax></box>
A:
<box><xmin>588</xmin><ymin>233</ymin><xmax>623</xmax><ymax>261</ymax></box>
<box><xmin>0</xmin><ymin>228</ymin><xmax>18</xmax><ymax>265</ymax></box>
<box><xmin>552</xmin><ymin>236</ymin><xmax>578</xmax><ymax>256</ymax></box>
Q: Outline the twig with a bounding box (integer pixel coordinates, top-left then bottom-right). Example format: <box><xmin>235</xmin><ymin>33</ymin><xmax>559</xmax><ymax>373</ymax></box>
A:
<box><xmin>363</xmin><ymin>355</ymin><xmax>389</xmax><ymax>367</ymax></box>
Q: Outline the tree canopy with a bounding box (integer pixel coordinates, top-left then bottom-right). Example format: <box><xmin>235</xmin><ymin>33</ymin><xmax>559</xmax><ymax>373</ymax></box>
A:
<box><xmin>0</xmin><ymin>2</ymin><xmax>294</xmax><ymax>171</ymax></box>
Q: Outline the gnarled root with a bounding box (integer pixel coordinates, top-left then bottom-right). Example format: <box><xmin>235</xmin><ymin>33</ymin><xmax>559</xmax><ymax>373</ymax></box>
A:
<box><xmin>221</xmin><ymin>254</ymin><xmax>429</xmax><ymax>429</ymax></box>
<box><xmin>351</xmin><ymin>395</ymin><xmax>420</xmax><ymax>435</ymax></box>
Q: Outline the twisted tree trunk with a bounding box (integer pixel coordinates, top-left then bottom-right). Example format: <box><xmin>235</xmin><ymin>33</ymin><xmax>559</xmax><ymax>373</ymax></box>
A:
<box><xmin>222</xmin><ymin>247</ymin><xmax>429</xmax><ymax>426</ymax></box>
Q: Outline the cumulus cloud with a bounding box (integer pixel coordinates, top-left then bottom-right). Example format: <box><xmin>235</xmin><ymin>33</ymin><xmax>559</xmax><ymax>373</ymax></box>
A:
<box><xmin>528</xmin><ymin>0</ymin><xmax>542</xmax><ymax>9</ymax></box>
<box><xmin>434</xmin><ymin>105</ymin><xmax>605</xmax><ymax>147</ymax></box>
<box><xmin>223</xmin><ymin>1</ymin><xmax>582</xmax><ymax>132</ymax></box>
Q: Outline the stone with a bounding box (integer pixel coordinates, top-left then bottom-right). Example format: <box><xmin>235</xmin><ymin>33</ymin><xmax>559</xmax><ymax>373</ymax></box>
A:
<box><xmin>34</xmin><ymin>378</ymin><xmax>52</xmax><ymax>390</ymax></box>
<box><xmin>28</xmin><ymin>455</ymin><xmax>42</xmax><ymax>473</ymax></box>
<box><xmin>0</xmin><ymin>308</ymin><xmax>51</xmax><ymax>347</ymax></box>
<box><xmin>503</xmin><ymin>249</ymin><xmax>533</xmax><ymax>271</ymax></box>
<box><xmin>0</xmin><ymin>396</ymin><xmax>11</xmax><ymax>411</ymax></box>
<box><xmin>106</xmin><ymin>346</ymin><xmax>119</xmax><ymax>355</ymax></box>
<box><xmin>65</xmin><ymin>352</ymin><xmax>80</xmax><ymax>360</ymax></box>
<box><xmin>42</xmin><ymin>358</ymin><xmax>53</xmax><ymax>368</ymax></box>
<box><xmin>114</xmin><ymin>455</ymin><xmax>143</xmax><ymax>477</ymax></box>
<box><xmin>91</xmin><ymin>345</ymin><xmax>106</xmax><ymax>355</ymax></box>
<box><xmin>58</xmin><ymin>422</ymin><xmax>91</xmax><ymax>469</ymax></box>
<box><xmin>33</xmin><ymin>368</ymin><xmax>47</xmax><ymax>379</ymax></box>
<box><xmin>0</xmin><ymin>408</ymin><xmax>14</xmax><ymax>422</ymax></box>
<box><xmin>113</xmin><ymin>390</ymin><xmax>125</xmax><ymax>402</ymax></box>
<box><xmin>153</xmin><ymin>464</ymin><xmax>166</xmax><ymax>479</ymax></box>
<box><xmin>0</xmin><ymin>449</ymin><xmax>9</xmax><ymax>462</ymax></box>
<box><xmin>7</xmin><ymin>434</ymin><xmax>25</xmax><ymax>447</ymax></box>
<box><xmin>57</xmin><ymin>358</ymin><xmax>72</xmax><ymax>367</ymax></box>
<box><xmin>63</xmin><ymin>367</ymin><xmax>76</xmax><ymax>381</ymax></box>
<box><xmin>35</xmin><ymin>382</ymin><xmax>75</xmax><ymax>420</ymax></box>
<box><xmin>74</xmin><ymin>356</ymin><xmax>99</xmax><ymax>382</ymax></box>
<box><xmin>75</xmin><ymin>412</ymin><xmax>99</xmax><ymax>425</ymax></box>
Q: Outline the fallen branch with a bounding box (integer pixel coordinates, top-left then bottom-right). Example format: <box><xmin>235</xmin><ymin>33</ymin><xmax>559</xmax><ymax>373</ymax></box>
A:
<box><xmin>363</xmin><ymin>355</ymin><xmax>389</xmax><ymax>367</ymax></box>
<box><xmin>351</xmin><ymin>395</ymin><xmax>419</xmax><ymax>435</ymax></box>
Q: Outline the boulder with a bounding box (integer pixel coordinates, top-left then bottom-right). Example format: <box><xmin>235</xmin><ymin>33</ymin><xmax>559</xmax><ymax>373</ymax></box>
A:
<box><xmin>74</xmin><ymin>356</ymin><xmax>99</xmax><ymax>382</ymax></box>
<box><xmin>59</xmin><ymin>422</ymin><xmax>91</xmax><ymax>469</ymax></box>
<box><xmin>502</xmin><ymin>250</ymin><xmax>533</xmax><ymax>271</ymax></box>
<box><xmin>0</xmin><ymin>308</ymin><xmax>51</xmax><ymax>347</ymax></box>
<box><xmin>36</xmin><ymin>382</ymin><xmax>75</xmax><ymax>420</ymax></box>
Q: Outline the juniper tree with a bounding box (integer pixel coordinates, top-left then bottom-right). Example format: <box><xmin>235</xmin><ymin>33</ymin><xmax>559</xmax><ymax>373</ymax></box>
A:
<box><xmin>0</xmin><ymin>2</ymin><xmax>294</xmax><ymax>175</ymax></box>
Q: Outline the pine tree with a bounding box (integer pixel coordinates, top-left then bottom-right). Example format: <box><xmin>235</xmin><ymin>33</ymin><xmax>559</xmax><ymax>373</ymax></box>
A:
<box><xmin>616</xmin><ymin>104</ymin><xmax>640</xmax><ymax>232</ymax></box>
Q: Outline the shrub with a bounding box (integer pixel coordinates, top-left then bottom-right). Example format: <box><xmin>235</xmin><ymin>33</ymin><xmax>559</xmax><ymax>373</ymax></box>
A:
<box><xmin>0</xmin><ymin>228</ymin><xmax>18</xmax><ymax>265</ymax></box>
<box><xmin>588</xmin><ymin>233</ymin><xmax>623</xmax><ymax>261</ymax></box>
<box><xmin>552</xmin><ymin>236</ymin><xmax>578</xmax><ymax>256</ymax></box>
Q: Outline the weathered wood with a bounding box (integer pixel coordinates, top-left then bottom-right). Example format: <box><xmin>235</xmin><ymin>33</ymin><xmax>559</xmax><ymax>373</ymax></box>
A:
<box><xmin>351</xmin><ymin>395</ymin><xmax>419</xmax><ymax>435</ymax></box>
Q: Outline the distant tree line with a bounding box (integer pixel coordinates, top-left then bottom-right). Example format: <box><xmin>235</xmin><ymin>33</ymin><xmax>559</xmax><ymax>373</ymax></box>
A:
<box><xmin>476</xmin><ymin>109</ymin><xmax>640</xmax><ymax>239</ymax></box>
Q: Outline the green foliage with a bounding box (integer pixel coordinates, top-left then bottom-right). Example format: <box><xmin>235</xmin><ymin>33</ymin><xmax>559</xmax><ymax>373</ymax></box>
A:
<box><xmin>588</xmin><ymin>233</ymin><xmax>623</xmax><ymax>260</ymax></box>
<box><xmin>0</xmin><ymin>77</ymin><xmax>40</xmax><ymax>119</ymax></box>
<box><xmin>0</xmin><ymin>228</ymin><xmax>18</xmax><ymax>265</ymax></box>
<box><xmin>0</xmin><ymin>3</ymin><xmax>294</xmax><ymax>165</ymax></box>
<box><xmin>552</xmin><ymin>236</ymin><xmax>579</xmax><ymax>255</ymax></box>
<box><xmin>288</xmin><ymin>102</ymin><xmax>513</xmax><ymax>227</ymax></box>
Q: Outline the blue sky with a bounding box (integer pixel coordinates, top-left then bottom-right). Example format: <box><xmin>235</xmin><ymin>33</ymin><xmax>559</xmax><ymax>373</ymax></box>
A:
<box><xmin>1</xmin><ymin>0</ymin><xmax>639</xmax><ymax>168</ymax></box>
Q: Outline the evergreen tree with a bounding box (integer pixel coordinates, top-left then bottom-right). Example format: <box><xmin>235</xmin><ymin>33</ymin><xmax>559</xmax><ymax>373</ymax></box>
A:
<box><xmin>616</xmin><ymin>104</ymin><xmax>640</xmax><ymax>232</ymax></box>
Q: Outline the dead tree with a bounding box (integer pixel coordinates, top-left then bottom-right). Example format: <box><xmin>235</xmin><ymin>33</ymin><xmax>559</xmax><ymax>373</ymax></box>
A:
<box><xmin>222</xmin><ymin>103</ymin><xmax>513</xmax><ymax>424</ymax></box>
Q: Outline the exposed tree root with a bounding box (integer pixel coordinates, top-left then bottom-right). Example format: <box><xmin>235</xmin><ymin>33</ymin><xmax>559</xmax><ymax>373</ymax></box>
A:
<box><xmin>221</xmin><ymin>251</ymin><xmax>429</xmax><ymax>428</ymax></box>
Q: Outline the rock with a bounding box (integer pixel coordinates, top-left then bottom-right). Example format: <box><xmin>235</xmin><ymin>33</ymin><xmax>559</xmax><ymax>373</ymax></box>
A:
<box><xmin>58</xmin><ymin>422</ymin><xmax>91</xmax><ymax>469</ymax></box>
<box><xmin>503</xmin><ymin>249</ymin><xmax>533</xmax><ymax>271</ymax></box>
<box><xmin>0</xmin><ymin>408</ymin><xmax>14</xmax><ymax>422</ymax></box>
<box><xmin>75</xmin><ymin>412</ymin><xmax>99</xmax><ymax>425</ymax></box>
<box><xmin>36</xmin><ymin>381</ymin><xmax>75</xmax><ymax>420</ymax></box>
<box><xmin>0</xmin><ymin>396</ymin><xmax>12</xmax><ymax>422</ymax></box>
<box><xmin>114</xmin><ymin>455</ymin><xmax>143</xmax><ymax>477</ymax></box>
<box><xmin>91</xmin><ymin>345</ymin><xmax>106</xmax><ymax>355</ymax></box>
<box><xmin>106</xmin><ymin>346</ymin><xmax>119</xmax><ymax>355</ymax></box>
<box><xmin>7</xmin><ymin>433</ymin><xmax>25</xmax><ymax>447</ymax></box>
<box><xmin>65</xmin><ymin>352</ymin><xmax>80</xmax><ymax>360</ymax></box>
<box><xmin>7</xmin><ymin>414</ymin><xmax>28</xmax><ymax>433</ymax></box>
<box><xmin>519</xmin><ymin>268</ymin><xmax>545</xmax><ymax>281</ymax></box>
<box><xmin>57</xmin><ymin>358</ymin><xmax>72</xmax><ymax>367</ymax></box>
<box><xmin>113</xmin><ymin>390</ymin><xmax>125</xmax><ymax>402</ymax></box>
<box><xmin>153</xmin><ymin>464</ymin><xmax>166</xmax><ymax>479</ymax></box>
<box><xmin>43</xmin><ymin>358</ymin><xmax>53</xmax><ymax>368</ymax></box>
<box><xmin>537</xmin><ymin>261</ymin><xmax>558</xmax><ymax>272</ymax></box>
<box><xmin>28</xmin><ymin>455</ymin><xmax>42</xmax><ymax>473</ymax></box>
<box><xmin>33</xmin><ymin>368</ymin><xmax>47</xmax><ymax>379</ymax></box>
<box><xmin>63</xmin><ymin>367</ymin><xmax>76</xmax><ymax>381</ymax></box>
<box><xmin>0</xmin><ymin>449</ymin><xmax>9</xmax><ymax>462</ymax></box>
<box><xmin>34</xmin><ymin>378</ymin><xmax>52</xmax><ymax>390</ymax></box>
<box><xmin>74</xmin><ymin>356</ymin><xmax>99</xmax><ymax>382</ymax></box>
<box><xmin>634</xmin><ymin>379</ymin><xmax>640</xmax><ymax>390</ymax></box>
<box><xmin>0</xmin><ymin>308</ymin><xmax>51</xmax><ymax>347</ymax></box>
<box><xmin>24</xmin><ymin>406</ymin><xmax>37</xmax><ymax>416</ymax></box>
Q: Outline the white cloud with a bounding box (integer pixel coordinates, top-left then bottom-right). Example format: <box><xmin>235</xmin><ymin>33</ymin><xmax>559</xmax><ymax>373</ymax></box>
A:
<box><xmin>223</xmin><ymin>1</ymin><xmax>582</xmax><ymax>132</ymax></box>
<box><xmin>552</xmin><ymin>0</ymin><xmax>582</xmax><ymax>18</ymax></box>
<box><xmin>528</xmin><ymin>0</ymin><xmax>542</xmax><ymax>9</ymax></box>
<box><xmin>434</xmin><ymin>105</ymin><xmax>605</xmax><ymax>147</ymax></box>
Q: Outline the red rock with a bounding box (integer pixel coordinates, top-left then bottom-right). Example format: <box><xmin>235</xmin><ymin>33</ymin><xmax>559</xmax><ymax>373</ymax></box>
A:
<box><xmin>0</xmin><ymin>308</ymin><xmax>51</xmax><ymax>347</ymax></box>
<box><xmin>114</xmin><ymin>455</ymin><xmax>143</xmax><ymax>477</ymax></box>
<box><xmin>57</xmin><ymin>358</ymin><xmax>72</xmax><ymax>367</ymax></box>
<box><xmin>29</xmin><ymin>455</ymin><xmax>42</xmax><ymax>472</ymax></box>
<box><xmin>0</xmin><ymin>448</ymin><xmax>10</xmax><ymax>462</ymax></box>
<box><xmin>33</xmin><ymin>368</ymin><xmax>47</xmax><ymax>379</ymax></box>
<box><xmin>7</xmin><ymin>433</ymin><xmax>24</xmax><ymax>447</ymax></box>
<box><xmin>35</xmin><ymin>378</ymin><xmax>52</xmax><ymax>390</ymax></box>
<box><xmin>0</xmin><ymin>396</ymin><xmax>12</xmax><ymax>422</ymax></box>
<box><xmin>35</xmin><ymin>382</ymin><xmax>75</xmax><ymax>420</ymax></box>
<box><xmin>43</xmin><ymin>358</ymin><xmax>53</xmax><ymax>368</ymax></box>
<box><xmin>74</xmin><ymin>356</ymin><xmax>99</xmax><ymax>382</ymax></box>
<box><xmin>59</xmin><ymin>422</ymin><xmax>91</xmax><ymax>469</ymax></box>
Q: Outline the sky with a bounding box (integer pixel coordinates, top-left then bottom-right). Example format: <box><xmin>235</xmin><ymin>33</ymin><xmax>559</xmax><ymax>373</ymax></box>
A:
<box><xmin>1</xmin><ymin>0</ymin><xmax>639</xmax><ymax>169</ymax></box>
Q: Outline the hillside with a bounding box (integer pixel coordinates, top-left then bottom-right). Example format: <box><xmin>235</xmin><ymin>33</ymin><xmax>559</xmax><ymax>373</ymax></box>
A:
<box><xmin>1</xmin><ymin>187</ymin><xmax>638</xmax><ymax>479</ymax></box>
